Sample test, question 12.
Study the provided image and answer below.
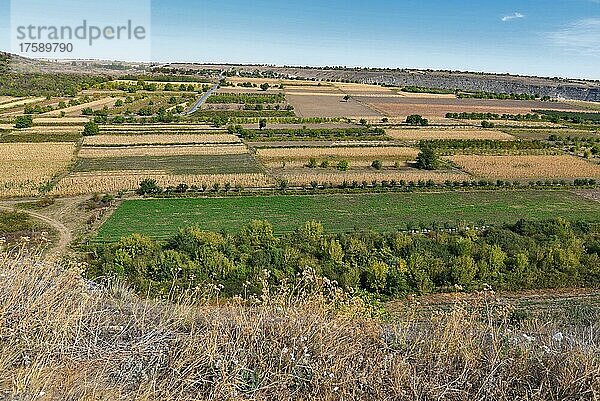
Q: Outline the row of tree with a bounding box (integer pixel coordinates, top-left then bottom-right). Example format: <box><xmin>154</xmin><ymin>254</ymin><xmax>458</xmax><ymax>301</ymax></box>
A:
<box><xmin>89</xmin><ymin>219</ymin><xmax>600</xmax><ymax>299</ymax></box>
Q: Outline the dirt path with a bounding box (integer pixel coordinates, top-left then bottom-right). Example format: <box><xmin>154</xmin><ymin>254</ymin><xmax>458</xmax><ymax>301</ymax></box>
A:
<box><xmin>0</xmin><ymin>204</ymin><xmax>72</xmax><ymax>260</ymax></box>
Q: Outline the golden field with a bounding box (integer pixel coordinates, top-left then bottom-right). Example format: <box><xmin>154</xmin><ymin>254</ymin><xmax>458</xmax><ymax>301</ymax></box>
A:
<box><xmin>83</xmin><ymin>133</ymin><xmax>241</xmax><ymax>146</ymax></box>
<box><xmin>387</xmin><ymin>128</ymin><xmax>514</xmax><ymax>140</ymax></box>
<box><xmin>0</xmin><ymin>142</ymin><xmax>76</xmax><ymax>197</ymax></box>
<box><xmin>450</xmin><ymin>155</ymin><xmax>600</xmax><ymax>179</ymax></box>
<box><xmin>279</xmin><ymin>169</ymin><xmax>469</xmax><ymax>186</ymax></box>
<box><xmin>257</xmin><ymin>146</ymin><xmax>419</xmax><ymax>160</ymax></box>
<box><xmin>52</xmin><ymin>171</ymin><xmax>273</xmax><ymax>195</ymax></box>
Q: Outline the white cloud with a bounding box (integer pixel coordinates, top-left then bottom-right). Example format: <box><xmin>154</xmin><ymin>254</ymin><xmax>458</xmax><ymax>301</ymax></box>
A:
<box><xmin>547</xmin><ymin>18</ymin><xmax>600</xmax><ymax>56</ymax></box>
<box><xmin>501</xmin><ymin>12</ymin><xmax>525</xmax><ymax>22</ymax></box>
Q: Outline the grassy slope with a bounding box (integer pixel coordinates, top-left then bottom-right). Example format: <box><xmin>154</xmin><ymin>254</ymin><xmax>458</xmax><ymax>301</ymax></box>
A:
<box><xmin>97</xmin><ymin>190</ymin><xmax>600</xmax><ymax>241</ymax></box>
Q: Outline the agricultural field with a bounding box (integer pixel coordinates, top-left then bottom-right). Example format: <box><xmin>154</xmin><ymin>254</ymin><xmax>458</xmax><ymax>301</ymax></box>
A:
<box><xmin>450</xmin><ymin>155</ymin><xmax>600</xmax><ymax>180</ymax></box>
<box><xmin>387</xmin><ymin>128</ymin><xmax>514</xmax><ymax>141</ymax></box>
<box><xmin>97</xmin><ymin>190</ymin><xmax>600</xmax><ymax>240</ymax></box>
<box><xmin>0</xmin><ymin>142</ymin><xmax>76</xmax><ymax>197</ymax></box>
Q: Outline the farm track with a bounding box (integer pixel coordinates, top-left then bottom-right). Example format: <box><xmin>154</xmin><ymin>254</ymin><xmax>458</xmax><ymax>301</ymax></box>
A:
<box><xmin>0</xmin><ymin>203</ymin><xmax>72</xmax><ymax>260</ymax></box>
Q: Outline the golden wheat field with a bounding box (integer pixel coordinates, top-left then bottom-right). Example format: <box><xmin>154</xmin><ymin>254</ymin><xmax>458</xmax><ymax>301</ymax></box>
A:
<box><xmin>387</xmin><ymin>128</ymin><xmax>515</xmax><ymax>140</ymax></box>
<box><xmin>33</xmin><ymin>117</ymin><xmax>90</xmax><ymax>125</ymax></box>
<box><xmin>450</xmin><ymin>155</ymin><xmax>600</xmax><ymax>179</ymax></box>
<box><xmin>52</xmin><ymin>172</ymin><xmax>273</xmax><ymax>195</ymax></box>
<box><xmin>265</xmin><ymin>160</ymin><xmax>411</xmax><ymax>168</ymax></box>
<box><xmin>279</xmin><ymin>169</ymin><xmax>469</xmax><ymax>186</ymax></box>
<box><xmin>0</xmin><ymin>97</ymin><xmax>46</xmax><ymax>111</ymax></box>
<box><xmin>83</xmin><ymin>134</ymin><xmax>241</xmax><ymax>146</ymax></box>
<box><xmin>257</xmin><ymin>146</ymin><xmax>419</xmax><ymax>160</ymax></box>
<box><xmin>0</xmin><ymin>142</ymin><xmax>76</xmax><ymax>197</ymax></box>
<box><xmin>78</xmin><ymin>144</ymin><xmax>249</xmax><ymax>158</ymax></box>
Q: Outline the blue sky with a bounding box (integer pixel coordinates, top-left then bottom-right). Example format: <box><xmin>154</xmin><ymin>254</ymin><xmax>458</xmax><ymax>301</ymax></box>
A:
<box><xmin>1</xmin><ymin>0</ymin><xmax>599</xmax><ymax>79</ymax></box>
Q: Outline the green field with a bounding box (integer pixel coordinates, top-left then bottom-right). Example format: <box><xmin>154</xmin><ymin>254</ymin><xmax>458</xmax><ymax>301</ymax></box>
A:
<box><xmin>75</xmin><ymin>154</ymin><xmax>263</xmax><ymax>174</ymax></box>
<box><xmin>97</xmin><ymin>190</ymin><xmax>600</xmax><ymax>241</ymax></box>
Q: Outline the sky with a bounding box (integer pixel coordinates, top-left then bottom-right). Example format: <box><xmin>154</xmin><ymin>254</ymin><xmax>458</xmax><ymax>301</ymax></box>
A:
<box><xmin>0</xmin><ymin>0</ymin><xmax>599</xmax><ymax>79</ymax></box>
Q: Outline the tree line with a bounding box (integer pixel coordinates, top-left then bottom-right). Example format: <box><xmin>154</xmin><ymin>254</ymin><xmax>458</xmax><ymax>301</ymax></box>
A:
<box><xmin>89</xmin><ymin>219</ymin><xmax>600</xmax><ymax>299</ymax></box>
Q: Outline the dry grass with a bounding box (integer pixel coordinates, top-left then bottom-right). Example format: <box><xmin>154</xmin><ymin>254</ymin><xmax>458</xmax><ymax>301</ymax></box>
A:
<box><xmin>0</xmin><ymin>97</ymin><xmax>46</xmax><ymax>110</ymax></box>
<box><xmin>279</xmin><ymin>169</ymin><xmax>469</xmax><ymax>186</ymax></box>
<box><xmin>78</xmin><ymin>144</ymin><xmax>249</xmax><ymax>158</ymax></box>
<box><xmin>0</xmin><ymin>251</ymin><xmax>597</xmax><ymax>400</ymax></box>
<box><xmin>52</xmin><ymin>172</ymin><xmax>273</xmax><ymax>195</ymax></box>
<box><xmin>34</xmin><ymin>117</ymin><xmax>90</xmax><ymax>125</ymax></box>
<box><xmin>0</xmin><ymin>143</ymin><xmax>75</xmax><ymax>197</ymax></box>
<box><xmin>42</xmin><ymin>97</ymin><xmax>123</xmax><ymax>117</ymax></box>
<box><xmin>451</xmin><ymin>155</ymin><xmax>600</xmax><ymax>179</ymax></box>
<box><xmin>387</xmin><ymin>128</ymin><xmax>514</xmax><ymax>140</ymax></box>
<box><xmin>83</xmin><ymin>134</ymin><xmax>241</xmax><ymax>146</ymax></box>
<box><xmin>257</xmin><ymin>146</ymin><xmax>419</xmax><ymax>160</ymax></box>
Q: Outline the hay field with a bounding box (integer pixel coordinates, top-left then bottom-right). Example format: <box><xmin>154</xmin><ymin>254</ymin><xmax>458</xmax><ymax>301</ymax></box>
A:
<box><xmin>34</xmin><ymin>117</ymin><xmax>89</xmax><ymax>125</ymax></box>
<box><xmin>279</xmin><ymin>169</ymin><xmax>469</xmax><ymax>186</ymax></box>
<box><xmin>0</xmin><ymin>142</ymin><xmax>76</xmax><ymax>197</ymax></box>
<box><xmin>387</xmin><ymin>128</ymin><xmax>514</xmax><ymax>140</ymax></box>
<box><xmin>52</xmin><ymin>172</ymin><xmax>273</xmax><ymax>195</ymax></box>
<box><xmin>451</xmin><ymin>155</ymin><xmax>600</xmax><ymax>179</ymax></box>
<box><xmin>78</xmin><ymin>144</ymin><xmax>249</xmax><ymax>158</ymax></box>
<box><xmin>83</xmin><ymin>134</ymin><xmax>241</xmax><ymax>146</ymax></box>
<box><xmin>257</xmin><ymin>146</ymin><xmax>418</xmax><ymax>160</ymax></box>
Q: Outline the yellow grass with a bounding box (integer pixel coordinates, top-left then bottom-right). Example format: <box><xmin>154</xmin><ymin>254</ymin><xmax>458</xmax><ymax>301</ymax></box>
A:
<box><xmin>279</xmin><ymin>169</ymin><xmax>469</xmax><ymax>186</ymax></box>
<box><xmin>257</xmin><ymin>146</ymin><xmax>419</xmax><ymax>160</ymax></box>
<box><xmin>34</xmin><ymin>117</ymin><xmax>90</xmax><ymax>125</ymax></box>
<box><xmin>83</xmin><ymin>134</ymin><xmax>241</xmax><ymax>146</ymax></box>
<box><xmin>52</xmin><ymin>172</ymin><xmax>273</xmax><ymax>195</ymax></box>
<box><xmin>78</xmin><ymin>144</ymin><xmax>249</xmax><ymax>158</ymax></box>
<box><xmin>100</xmin><ymin>124</ymin><xmax>220</xmax><ymax>131</ymax></box>
<box><xmin>0</xmin><ymin>97</ymin><xmax>46</xmax><ymax>110</ymax></box>
<box><xmin>42</xmin><ymin>97</ymin><xmax>123</xmax><ymax>116</ymax></box>
<box><xmin>387</xmin><ymin>128</ymin><xmax>514</xmax><ymax>140</ymax></box>
<box><xmin>0</xmin><ymin>142</ymin><xmax>76</xmax><ymax>197</ymax></box>
<box><xmin>450</xmin><ymin>155</ymin><xmax>600</xmax><ymax>179</ymax></box>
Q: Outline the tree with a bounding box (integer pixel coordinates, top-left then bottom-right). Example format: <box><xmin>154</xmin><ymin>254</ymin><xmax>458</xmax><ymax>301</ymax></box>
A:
<box><xmin>481</xmin><ymin>120</ymin><xmax>495</xmax><ymax>128</ymax></box>
<box><xmin>83</xmin><ymin>121</ymin><xmax>100</xmax><ymax>136</ymax></box>
<box><xmin>259</xmin><ymin>118</ymin><xmax>267</xmax><ymax>130</ymax></box>
<box><xmin>415</xmin><ymin>148</ymin><xmax>439</xmax><ymax>170</ymax></box>
<box><xmin>14</xmin><ymin>115</ymin><xmax>33</xmax><ymax>129</ymax></box>
<box><xmin>337</xmin><ymin>160</ymin><xmax>349</xmax><ymax>171</ymax></box>
<box><xmin>260</xmin><ymin>83</ymin><xmax>270</xmax><ymax>91</ymax></box>
<box><xmin>342</xmin><ymin>95</ymin><xmax>350</xmax><ymax>102</ymax></box>
<box><xmin>137</xmin><ymin>178</ymin><xmax>162</xmax><ymax>195</ymax></box>
<box><xmin>406</xmin><ymin>114</ymin><xmax>429</xmax><ymax>126</ymax></box>
<box><xmin>371</xmin><ymin>160</ymin><xmax>383</xmax><ymax>170</ymax></box>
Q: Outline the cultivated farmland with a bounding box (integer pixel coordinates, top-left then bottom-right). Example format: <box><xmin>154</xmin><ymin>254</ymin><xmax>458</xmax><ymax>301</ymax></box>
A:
<box><xmin>97</xmin><ymin>191</ymin><xmax>600</xmax><ymax>240</ymax></box>
<box><xmin>450</xmin><ymin>155</ymin><xmax>600</xmax><ymax>180</ymax></box>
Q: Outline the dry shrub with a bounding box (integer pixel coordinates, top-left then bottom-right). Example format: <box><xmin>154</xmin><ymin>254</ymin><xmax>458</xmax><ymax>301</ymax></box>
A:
<box><xmin>0</xmin><ymin>250</ymin><xmax>598</xmax><ymax>400</ymax></box>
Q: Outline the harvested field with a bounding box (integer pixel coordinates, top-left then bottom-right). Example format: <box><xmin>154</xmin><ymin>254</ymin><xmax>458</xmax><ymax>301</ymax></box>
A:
<box><xmin>83</xmin><ymin>134</ymin><xmax>240</xmax><ymax>146</ymax></box>
<box><xmin>257</xmin><ymin>146</ymin><xmax>418</xmax><ymax>160</ymax></box>
<box><xmin>78</xmin><ymin>144</ymin><xmax>249</xmax><ymax>158</ymax></box>
<box><xmin>100</xmin><ymin>124</ymin><xmax>219</xmax><ymax>132</ymax></box>
<box><xmin>279</xmin><ymin>169</ymin><xmax>469</xmax><ymax>186</ymax></box>
<box><xmin>53</xmin><ymin>172</ymin><xmax>273</xmax><ymax>196</ymax></box>
<box><xmin>74</xmin><ymin>154</ymin><xmax>263</xmax><ymax>175</ymax></box>
<box><xmin>364</xmin><ymin>97</ymin><xmax>584</xmax><ymax>118</ymax></box>
<box><xmin>387</xmin><ymin>128</ymin><xmax>514</xmax><ymax>140</ymax></box>
<box><xmin>0</xmin><ymin>97</ymin><xmax>46</xmax><ymax>110</ymax></box>
<box><xmin>34</xmin><ymin>117</ymin><xmax>89</xmax><ymax>125</ymax></box>
<box><xmin>264</xmin><ymin>160</ymin><xmax>410</xmax><ymax>169</ymax></box>
<box><xmin>0</xmin><ymin>142</ymin><xmax>76</xmax><ymax>197</ymax></box>
<box><xmin>450</xmin><ymin>155</ymin><xmax>600</xmax><ymax>179</ymax></box>
<box><xmin>42</xmin><ymin>97</ymin><xmax>122</xmax><ymax>116</ymax></box>
<box><xmin>286</xmin><ymin>94</ymin><xmax>382</xmax><ymax>118</ymax></box>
